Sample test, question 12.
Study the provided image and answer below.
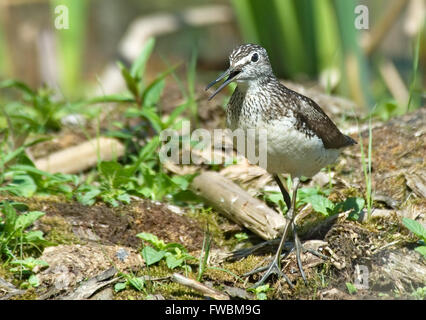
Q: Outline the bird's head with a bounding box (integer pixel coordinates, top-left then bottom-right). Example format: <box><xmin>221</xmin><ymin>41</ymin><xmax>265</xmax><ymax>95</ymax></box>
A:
<box><xmin>206</xmin><ymin>44</ymin><xmax>273</xmax><ymax>100</ymax></box>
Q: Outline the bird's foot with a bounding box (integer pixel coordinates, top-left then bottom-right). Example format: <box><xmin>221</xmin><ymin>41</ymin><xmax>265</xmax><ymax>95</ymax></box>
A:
<box><xmin>243</xmin><ymin>237</ymin><xmax>328</xmax><ymax>288</ymax></box>
<box><xmin>293</xmin><ymin>232</ymin><xmax>328</xmax><ymax>284</ymax></box>
<box><xmin>244</xmin><ymin>255</ymin><xmax>294</xmax><ymax>289</ymax></box>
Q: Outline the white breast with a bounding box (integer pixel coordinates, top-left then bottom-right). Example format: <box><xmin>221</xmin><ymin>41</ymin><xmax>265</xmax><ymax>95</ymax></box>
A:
<box><xmin>229</xmin><ymin>115</ymin><xmax>341</xmax><ymax>177</ymax></box>
<box><xmin>262</xmin><ymin>118</ymin><xmax>340</xmax><ymax>177</ymax></box>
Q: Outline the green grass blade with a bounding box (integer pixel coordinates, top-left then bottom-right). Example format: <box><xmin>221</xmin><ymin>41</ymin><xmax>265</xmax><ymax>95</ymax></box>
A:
<box><xmin>141</xmin><ymin>63</ymin><xmax>181</xmax><ymax>106</ymax></box>
<box><xmin>197</xmin><ymin>231</ymin><xmax>211</xmax><ymax>282</ymax></box>
<box><xmin>187</xmin><ymin>48</ymin><xmax>199</xmax><ymax>127</ymax></box>
<box><xmin>50</xmin><ymin>0</ymin><xmax>88</xmax><ymax>97</ymax></box>
<box><xmin>230</xmin><ymin>0</ymin><xmax>259</xmax><ymax>43</ymax></box>
<box><xmin>273</xmin><ymin>0</ymin><xmax>309</xmax><ymax>75</ymax></box>
<box><xmin>407</xmin><ymin>29</ymin><xmax>422</xmax><ymax>112</ymax></box>
<box><xmin>312</xmin><ymin>0</ymin><xmax>342</xmax><ymax>73</ymax></box>
<box><xmin>130</xmin><ymin>37</ymin><xmax>155</xmax><ymax>79</ymax></box>
<box><xmin>294</xmin><ymin>0</ymin><xmax>318</xmax><ymax>75</ymax></box>
<box><xmin>0</xmin><ymin>21</ymin><xmax>11</xmax><ymax>76</ymax></box>
<box><xmin>334</xmin><ymin>0</ymin><xmax>373</xmax><ymax>108</ymax></box>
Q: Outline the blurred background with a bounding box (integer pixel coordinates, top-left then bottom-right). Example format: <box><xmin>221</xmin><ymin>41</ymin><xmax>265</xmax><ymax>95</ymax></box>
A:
<box><xmin>0</xmin><ymin>0</ymin><xmax>424</xmax><ymax>114</ymax></box>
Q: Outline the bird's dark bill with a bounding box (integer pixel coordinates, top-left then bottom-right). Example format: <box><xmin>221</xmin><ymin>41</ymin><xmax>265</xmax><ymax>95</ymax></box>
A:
<box><xmin>206</xmin><ymin>69</ymin><xmax>240</xmax><ymax>101</ymax></box>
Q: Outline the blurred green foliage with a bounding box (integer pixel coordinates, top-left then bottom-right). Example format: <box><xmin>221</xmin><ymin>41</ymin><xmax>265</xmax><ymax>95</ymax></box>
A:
<box><xmin>231</xmin><ymin>0</ymin><xmax>423</xmax><ymax>112</ymax></box>
<box><xmin>50</xmin><ymin>0</ymin><xmax>88</xmax><ymax>97</ymax></box>
<box><xmin>0</xmin><ymin>38</ymin><xmax>197</xmax><ymax>208</ymax></box>
<box><xmin>231</xmin><ymin>0</ymin><xmax>370</xmax><ymax>105</ymax></box>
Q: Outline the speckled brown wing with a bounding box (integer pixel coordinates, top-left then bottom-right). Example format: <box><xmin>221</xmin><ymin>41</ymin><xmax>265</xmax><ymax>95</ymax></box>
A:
<box><xmin>286</xmin><ymin>87</ymin><xmax>357</xmax><ymax>149</ymax></box>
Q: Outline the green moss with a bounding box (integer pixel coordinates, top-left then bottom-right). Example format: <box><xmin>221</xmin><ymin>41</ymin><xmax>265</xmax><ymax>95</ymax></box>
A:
<box><xmin>10</xmin><ymin>288</ymin><xmax>37</xmax><ymax>300</ymax></box>
<box><xmin>114</xmin><ymin>289</ymin><xmax>147</xmax><ymax>300</ymax></box>
<box><xmin>154</xmin><ymin>282</ymin><xmax>204</xmax><ymax>300</ymax></box>
<box><xmin>39</xmin><ymin>215</ymin><xmax>81</xmax><ymax>245</ymax></box>
<box><xmin>113</xmin><ymin>261</ymin><xmax>205</xmax><ymax>300</ymax></box>
<box><xmin>0</xmin><ymin>263</ymin><xmax>9</xmax><ymax>279</ymax></box>
<box><xmin>187</xmin><ymin>207</ymin><xmax>237</xmax><ymax>247</ymax></box>
<box><xmin>140</xmin><ymin>261</ymin><xmax>175</xmax><ymax>278</ymax></box>
<box><xmin>339</xmin><ymin>187</ymin><xmax>364</xmax><ymax>200</ymax></box>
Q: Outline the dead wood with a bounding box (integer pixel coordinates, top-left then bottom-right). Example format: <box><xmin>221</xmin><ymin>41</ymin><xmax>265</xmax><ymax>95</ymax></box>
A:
<box><xmin>369</xmin><ymin>248</ymin><xmax>426</xmax><ymax>293</ymax></box>
<box><xmin>172</xmin><ymin>273</ymin><xmax>230</xmax><ymax>300</ymax></box>
<box><xmin>190</xmin><ymin>171</ymin><xmax>287</xmax><ymax>240</ymax></box>
<box><xmin>61</xmin><ymin>267</ymin><xmax>119</xmax><ymax>300</ymax></box>
<box><xmin>34</xmin><ymin>137</ymin><xmax>125</xmax><ymax>174</ymax></box>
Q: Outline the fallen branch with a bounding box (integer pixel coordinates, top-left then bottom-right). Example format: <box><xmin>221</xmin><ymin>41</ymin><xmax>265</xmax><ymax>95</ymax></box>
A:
<box><xmin>172</xmin><ymin>273</ymin><xmax>229</xmax><ymax>300</ymax></box>
<box><xmin>34</xmin><ymin>137</ymin><xmax>125</xmax><ymax>174</ymax></box>
<box><xmin>190</xmin><ymin>171</ymin><xmax>287</xmax><ymax>240</ymax></box>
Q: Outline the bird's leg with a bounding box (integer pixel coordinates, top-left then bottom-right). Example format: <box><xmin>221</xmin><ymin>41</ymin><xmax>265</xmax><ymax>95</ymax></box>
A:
<box><xmin>246</xmin><ymin>175</ymin><xmax>300</xmax><ymax>288</ymax></box>
<box><xmin>245</xmin><ymin>176</ymin><xmax>328</xmax><ymax>288</ymax></box>
<box><xmin>292</xmin><ymin>221</ymin><xmax>328</xmax><ymax>279</ymax></box>
<box><xmin>273</xmin><ymin>174</ymin><xmax>291</xmax><ymax>211</ymax></box>
<box><xmin>291</xmin><ymin>211</ymin><xmax>329</xmax><ymax>285</ymax></box>
<box><xmin>276</xmin><ymin>175</ymin><xmax>328</xmax><ymax>282</ymax></box>
<box><xmin>293</xmin><ymin>225</ymin><xmax>307</xmax><ymax>283</ymax></box>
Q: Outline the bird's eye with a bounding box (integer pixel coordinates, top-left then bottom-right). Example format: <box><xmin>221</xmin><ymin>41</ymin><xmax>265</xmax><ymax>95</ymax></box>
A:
<box><xmin>251</xmin><ymin>53</ymin><xmax>259</xmax><ymax>62</ymax></box>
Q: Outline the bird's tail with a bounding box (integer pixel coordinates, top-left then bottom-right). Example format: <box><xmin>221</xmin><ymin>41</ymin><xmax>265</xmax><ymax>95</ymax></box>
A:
<box><xmin>344</xmin><ymin>135</ymin><xmax>357</xmax><ymax>146</ymax></box>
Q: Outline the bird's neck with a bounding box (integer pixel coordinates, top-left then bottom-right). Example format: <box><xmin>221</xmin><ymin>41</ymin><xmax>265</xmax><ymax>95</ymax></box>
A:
<box><xmin>236</xmin><ymin>75</ymin><xmax>275</xmax><ymax>95</ymax></box>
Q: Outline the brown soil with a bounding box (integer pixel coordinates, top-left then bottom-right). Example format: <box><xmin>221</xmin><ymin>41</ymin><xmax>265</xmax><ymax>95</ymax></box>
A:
<box><xmin>2</xmin><ymin>196</ymin><xmax>205</xmax><ymax>252</ymax></box>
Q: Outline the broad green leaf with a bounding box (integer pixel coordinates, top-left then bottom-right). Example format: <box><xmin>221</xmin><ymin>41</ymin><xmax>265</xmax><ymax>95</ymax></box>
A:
<box><xmin>257</xmin><ymin>292</ymin><xmax>267</xmax><ymax>300</ymax></box>
<box><xmin>117</xmin><ymin>193</ymin><xmax>131</xmax><ymax>204</ymax></box>
<box><xmin>265</xmin><ymin>192</ymin><xmax>285</xmax><ymax>207</ymax></box>
<box><xmin>341</xmin><ymin>197</ymin><xmax>365</xmax><ymax>212</ymax></box>
<box><xmin>77</xmin><ymin>188</ymin><xmax>101</xmax><ymax>206</ymax></box>
<box><xmin>171</xmin><ymin>175</ymin><xmax>190</xmax><ymax>190</ymax></box>
<box><xmin>1</xmin><ymin>201</ymin><xmax>18</xmax><ymax>235</ymax></box>
<box><xmin>297</xmin><ymin>187</ymin><xmax>324</xmax><ymax>199</ymax></box>
<box><xmin>104</xmin><ymin>196</ymin><xmax>119</xmax><ymax>207</ymax></box>
<box><xmin>371</xmin><ymin>100</ymin><xmax>399</xmax><ymax>121</ymax></box>
<box><xmin>137</xmin><ymin>232</ymin><xmax>159</xmax><ymax>244</ymax></box>
<box><xmin>346</xmin><ymin>282</ymin><xmax>357</xmax><ymax>294</ymax></box>
<box><xmin>10</xmin><ymin>257</ymin><xmax>48</xmax><ymax>270</ymax></box>
<box><xmin>8</xmin><ymin>202</ymin><xmax>29</xmax><ymax>212</ymax></box>
<box><xmin>303</xmin><ymin>194</ymin><xmax>335</xmax><ymax>216</ymax></box>
<box><xmin>163</xmin><ymin>242</ymin><xmax>186</xmax><ymax>252</ymax></box>
<box><xmin>23</xmin><ymin>230</ymin><xmax>47</xmax><ymax>244</ymax></box>
<box><xmin>141</xmin><ymin>246</ymin><xmax>165</xmax><ymax>266</ymax></box>
<box><xmin>28</xmin><ymin>274</ymin><xmax>40</xmax><ymax>287</ymax></box>
<box><xmin>255</xmin><ymin>284</ymin><xmax>270</xmax><ymax>293</ymax></box>
<box><xmin>137</xmin><ymin>232</ymin><xmax>166</xmax><ymax>249</ymax></box>
<box><xmin>235</xmin><ymin>232</ymin><xmax>249</xmax><ymax>242</ymax></box>
<box><xmin>264</xmin><ymin>192</ymin><xmax>285</xmax><ymax>211</ymax></box>
<box><xmin>403</xmin><ymin>218</ymin><xmax>426</xmax><ymax>240</ymax></box>
<box><xmin>15</xmin><ymin>211</ymin><xmax>45</xmax><ymax>230</ymax></box>
<box><xmin>114</xmin><ymin>282</ymin><xmax>127</xmax><ymax>292</ymax></box>
<box><xmin>337</xmin><ymin>197</ymin><xmax>365</xmax><ymax>220</ymax></box>
<box><xmin>166</xmin><ymin>254</ymin><xmax>183</xmax><ymax>269</ymax></box>
<box><xmin>143</xmin><ymin>78</ymin><xmax>165</xmax><ymax>107</ymax></box>
<box><xmin>99</xmin><ymin>161</ymin><xmax>132</xmax><ymax>189</ymax></box>
<box><xmin>0</xmin><ymin>174</ymin><xmax>37</xmax><ymax>197</ymax></box>
<box><xmin>414</xmin><ymin>246</ymin><xmax>426</xmax><ymax>258</ymax></box>
<box><xmin>128</xmin><ymin>277</ymin><xmax>145</xmax><ymax>291</ymax></box>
